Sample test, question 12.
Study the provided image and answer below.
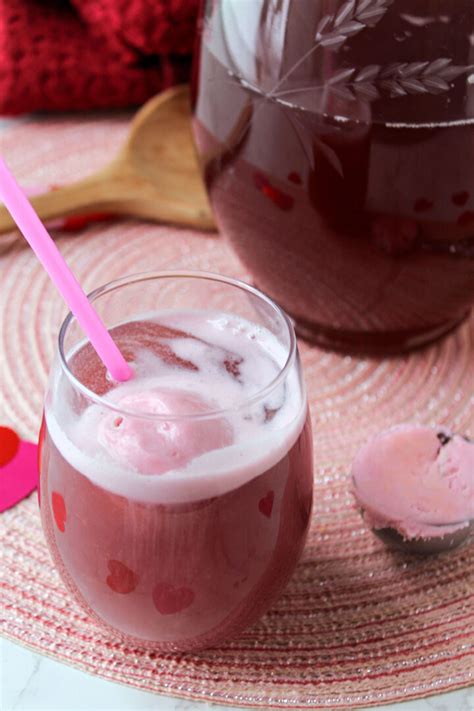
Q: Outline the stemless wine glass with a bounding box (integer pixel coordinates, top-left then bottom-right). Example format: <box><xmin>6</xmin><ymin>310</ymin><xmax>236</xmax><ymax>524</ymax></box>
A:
<box><xmin>39</xmin><ymin>271</ymin><xmax>313</xmax><ymax>651</ymax></box>
<box><xmin>192</xmin><ymin>1</ymin><xmax>474</xmax><ymax>353</ymax></box>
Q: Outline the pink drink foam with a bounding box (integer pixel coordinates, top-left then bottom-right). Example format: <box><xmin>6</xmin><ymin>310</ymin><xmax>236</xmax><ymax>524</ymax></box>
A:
<box><xmin>352</xmin><ymin>424</ymin><xmax>474</xmax><ymax>539</ymax></box>
<box><xmin>46</xmin><ymin>310</ymin><xmax>306</xmax><ymax>504</ymax></box>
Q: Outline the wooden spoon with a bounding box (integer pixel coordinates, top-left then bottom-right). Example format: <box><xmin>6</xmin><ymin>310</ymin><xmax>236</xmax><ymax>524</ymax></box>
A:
<box><xmin>0</xmin><ymin>85</ymin><xmax>215</xmax><ymax>234</ymax></box>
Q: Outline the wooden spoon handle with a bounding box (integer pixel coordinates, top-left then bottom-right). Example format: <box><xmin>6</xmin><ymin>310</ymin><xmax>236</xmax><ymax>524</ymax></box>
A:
<box><xmin>0</xmin><ymin>163</ymin><xmax>215</xmax><ymax>234</ymax></box>
<box><xmin>0</xmin><ymin>166</ymin><xmax>123</xmax><ymax>234</ymax></box>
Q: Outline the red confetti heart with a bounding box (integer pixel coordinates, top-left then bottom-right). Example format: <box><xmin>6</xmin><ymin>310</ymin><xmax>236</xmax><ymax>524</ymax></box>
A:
<box><xmin>287</xmin><ymin>171</ymin><xmax>302</xmax><ymax>185</ymax></box>
<box><xmin>254</xmin><ymin>171</ymin><xmax>294</xmax><ymax>211</ymax></box>
<box><xmin>106</xmin><ymin>560</ymin><xmax>138</xmax><ymax>594</ymax></box>
<box><xmin>62</xmin><ymin>212</ymin><xmax>115</xmax><ymax>232</ymax></box>
<box><xmin>413</xmin><ymin>198</ymin><xmax>433</xmax><ymax>213</ymax></box>
<box><xmin>0</xmin><ymin>428</ymin><xmax>38</xmax><ymax>513</ymax></box>
<box><xmin>258</xmin><ymin>490</ymin><xmax>274</xmax><ymax>518</ymax></box>
<box><xmin>52</xmin><ymin>492</ymin><xmax>66</xmax><ymax>532</ymax></box>
<box><xmin>0</xmin><ymin>426</ymin><xmax>20</xmax><ymax>467</ymax></box>
<box><xmin>457</xmin><ymin>211</ymin><xmax>474</xmax><ymax>227</ymax></box>
<box><xmin>452</xmin><ymin>191</ymin><xmax>469</xmax><ymax>207</ymax></box>
<box><xmin>152</xmin><ymin>582</ymin><xmax>194</xmax><ymax>615</ymax></box>
<box><xmin>261</xmin><ymin>184</ymin><xmax>294</xmax><ymax>211</ymax></box>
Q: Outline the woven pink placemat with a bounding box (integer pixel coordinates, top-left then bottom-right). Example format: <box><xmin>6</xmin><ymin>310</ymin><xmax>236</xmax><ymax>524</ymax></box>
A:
<box><xmin>0</xmin><ymin>116</ymin><xmax>473</xmax><ymax>709</ymax></box>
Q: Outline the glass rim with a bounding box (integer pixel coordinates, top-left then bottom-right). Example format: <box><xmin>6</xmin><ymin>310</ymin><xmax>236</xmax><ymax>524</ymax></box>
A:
<box><xmin>57</xmin><ymin>270</ymin><xmax>298</xmax><ymax>421</ymax></box>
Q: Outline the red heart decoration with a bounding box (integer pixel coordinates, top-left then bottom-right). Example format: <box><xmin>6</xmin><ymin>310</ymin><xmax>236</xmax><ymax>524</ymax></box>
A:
<box><xmin>254</xmin><ymin>171</ymin><xmax>294</xmax><ymax>211</ymax></box>
<box><xmin>287</xmin><ymin>171</ymin><xmax>302</xmax><ymax>185</ymax></box>
<box><xmin>0</xmin><ymin>426</ymin><xmax>20</xmax><ymax>466</ymax></box>
<box><xmin>452</xmin><ymin>190</ymin><xmax>469</xmax><ymax>206</ymax></box>
<box><xmin>0</xmin><ymin>427</ymin><xmax>38</xmax><ymax>513</ymax></box>
<box><xmin>106</xmin><ymin>560</ymin><xmax>138</xmax><ymax>594</ymax></box>
<box><xmin>413</xmin><ymin>197</ymin><xmax>433</xmax><ymax>213</ymax></box>
<box><xmin>152</xmin><ymin>582</ymin><xmax>194</xmax><ymax>615</ymax></box>
<box><xmin>52</xmin><ymin>492</ymin><xmax>66</xmax><ymax>532</ymax></box>
<box><xmin>62</xmin><ymin>212</ymin><xmax>115</xmax><ymax>232</ymax></box>
<box><xmin>457</xmin><ymin>210</ymin><xmax>474</xmax><ymax>227</ymax></box>
<box><xmin>258</xmin><ymin>490</ymin><xmax>274</xmax><ymax>518</ymax></box>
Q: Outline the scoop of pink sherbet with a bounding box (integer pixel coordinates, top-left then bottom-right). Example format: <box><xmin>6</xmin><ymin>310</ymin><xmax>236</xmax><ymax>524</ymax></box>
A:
<box><xmin>98</xmin><ymin>388</ymin><xmax>233</xmax><ymax>475</ymax></box>
<box><xmin>352</xmin><ymin>424</ymin><xmax>473</xmax><ymax>540</ymax></box>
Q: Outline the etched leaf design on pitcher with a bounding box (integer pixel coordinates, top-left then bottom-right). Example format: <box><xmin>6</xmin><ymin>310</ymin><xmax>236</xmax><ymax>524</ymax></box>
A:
<box><xmin>270</xmin><ymin>0</ymin><xmax>473</xmax><ymax>102</ymax></box>
<box><xmin>327</xmin><ymin>59</ymin><xmax>474</xmax><ymax>101</ymax></box>
<box><xmin>315</xmin><ymin>0</ymin><xmax>394</xmax><ymax>50</ymax></box>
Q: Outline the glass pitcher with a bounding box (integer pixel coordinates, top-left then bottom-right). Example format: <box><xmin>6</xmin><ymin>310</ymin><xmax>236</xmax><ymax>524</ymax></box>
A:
<box><xmin>192</xmin><ymin>0</ymin><xmax>474</xmax><ymax>353</ymax></box>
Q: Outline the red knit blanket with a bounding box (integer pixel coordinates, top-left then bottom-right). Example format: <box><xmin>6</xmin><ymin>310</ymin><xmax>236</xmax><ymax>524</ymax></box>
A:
<box><xmin>0</xmin><ymin>0</ymin><xmax>198</xmax><ymax>114</ymax></box>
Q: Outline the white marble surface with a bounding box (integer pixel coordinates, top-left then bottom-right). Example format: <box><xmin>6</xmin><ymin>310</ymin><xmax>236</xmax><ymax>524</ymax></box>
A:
<box><xmin>1</xmin><ymin>637</ymin><xmax>472</xmax><ymax>711</ymax></box>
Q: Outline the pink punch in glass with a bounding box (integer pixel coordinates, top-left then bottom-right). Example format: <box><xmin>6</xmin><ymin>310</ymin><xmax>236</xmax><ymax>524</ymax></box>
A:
<box><xmin>39</xmin><ymin>272</ymin><xmax>313</xmax><ymax>651</ymax></box>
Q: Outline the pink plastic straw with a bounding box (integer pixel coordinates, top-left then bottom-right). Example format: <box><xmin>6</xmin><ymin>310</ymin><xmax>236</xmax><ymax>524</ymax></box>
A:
<box><xmin>0</xmin><ymin>157</ymin><xmax>132</xmax><ymax>382</ymax></box>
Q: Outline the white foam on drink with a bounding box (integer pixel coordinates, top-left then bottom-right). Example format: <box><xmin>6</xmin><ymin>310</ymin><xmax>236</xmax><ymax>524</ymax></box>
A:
<box><xmin>46</xmin><ymin>311</ymin><xmax>308</xmax><ymax>504</ymax></box>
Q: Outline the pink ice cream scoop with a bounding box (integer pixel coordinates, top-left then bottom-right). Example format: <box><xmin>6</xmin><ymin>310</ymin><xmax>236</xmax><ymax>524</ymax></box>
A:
<box><xmin>98</xmin><ymin>388</ymin><xmax>233</xmax><ymax>475</ymax></box>
<box><xmin>352</xmin><ymin>424</ymin><xmax>473</xmax><ymax>554</ymax></box>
